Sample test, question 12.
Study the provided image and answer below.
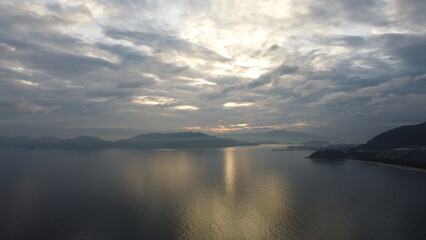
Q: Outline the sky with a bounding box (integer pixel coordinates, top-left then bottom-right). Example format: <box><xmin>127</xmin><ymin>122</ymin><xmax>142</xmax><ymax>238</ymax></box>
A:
<box><xmin>0</xmin><ymin>0</ymin><xmax>426</xmax><ymax>142</ymax></box>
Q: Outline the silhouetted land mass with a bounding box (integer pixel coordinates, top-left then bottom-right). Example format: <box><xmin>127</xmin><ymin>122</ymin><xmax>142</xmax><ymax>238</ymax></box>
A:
<box><xmin>309</xmin><ymin>122</ymin><xmax>426</xmax><ymax>169</ymax></box>
<box><xmin>365</xmin><ymin>122</ymin><xmax>426</xmax><ymax>149</ymax></box>
<box><xmin>220</xmin><ymin>130</ymin><xmax>328</xmax><ymax>143</ymax></box>
<box><xmin>0</xmin><ymin>132</ymin><xmax>256</xmax><ymax>150</ymax></box>
<box><xmin>308</xmin><ymin>150</ymin><xmax>347</xmax><ymax>159</ymax></box>
<box><xmin>116</xmin><ymin>132</ymin><xmax>255</xmax><ymax>149</ymax></box>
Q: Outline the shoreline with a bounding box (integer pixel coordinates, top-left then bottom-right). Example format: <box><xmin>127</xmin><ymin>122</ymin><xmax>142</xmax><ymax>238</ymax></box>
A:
<box><xmin>347</xmin><ymin>158</ymin><xmax>426</xmax><ymax>173</ymax></box>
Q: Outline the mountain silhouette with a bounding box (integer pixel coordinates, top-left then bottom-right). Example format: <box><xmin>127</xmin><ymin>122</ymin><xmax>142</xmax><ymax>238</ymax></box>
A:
<box><xmin>0</xmin><ymin>132</ymin><xmax>255</xmax><ymax>150</ymax></box>
<box><xmin>366</xmin><ymin>122</ymin><xmax>426</xmax><ymax>149</ymax></box>
<box><xmin>348</xmin><ymin>122</ymin><xmax>426</xmax><ymax>169</ymax></box>
<box><xmin>116</xmin><ymin>132</ymin><xmax>255</xmax><ymax>149</ymax></box>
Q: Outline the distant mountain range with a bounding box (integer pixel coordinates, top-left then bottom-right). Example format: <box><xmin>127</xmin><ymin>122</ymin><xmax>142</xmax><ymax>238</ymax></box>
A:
<box><xmin>218</xmin><ymin>130</ymin><xmax>329</xmax><ymax>144</ymax></box>
<box><xmin>115</xmin><ymin>132</ymin><xmax>255</xmax><ymax>149</ymax></box>
<box><xmin>0</xmin><ymin>132</ymin><xmax>256</xmax><ymax>150</ymax></box>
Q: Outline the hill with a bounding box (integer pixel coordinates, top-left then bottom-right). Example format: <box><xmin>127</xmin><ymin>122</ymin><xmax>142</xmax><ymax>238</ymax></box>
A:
<box><xmin>348</xmin><ymin>122</ymin><xmax>426</xmax><ymax>169</ymax></box>
<box><xmin>115</xmin><ymin>132</ymin><xmax>255</xmax><ymax>149</ymax></box>
<box><xmin>366</xmin><ymin>122</ymin><xmax>426</xmax><ymax>149</ymax></box>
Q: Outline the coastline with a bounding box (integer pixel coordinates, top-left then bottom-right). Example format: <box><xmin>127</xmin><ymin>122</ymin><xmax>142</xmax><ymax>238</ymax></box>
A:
<box><xmin>348</xmin><ymin>158</ymin><xmax>426</xmax><ymax>173</ymax></box>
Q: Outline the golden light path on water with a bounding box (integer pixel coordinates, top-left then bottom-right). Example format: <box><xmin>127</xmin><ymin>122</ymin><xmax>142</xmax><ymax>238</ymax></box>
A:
<box><xmin>179</xmin><ymin>148</ymin><xmax>296</xmax><ymax>239</ymax></box>
<box><xmin>119</xmin><ymin>147</ymin><xmax>297</xmax><ymax>239</ymax></box>
<box><xmin>224</xmin><ymin>148</ymin><xmax>236</xmax><ymax>194</ymax></box>
<box><xmin>2</xmin><ymin>148</ymin><xmax>426</xmax><ymax>239</ymax></box>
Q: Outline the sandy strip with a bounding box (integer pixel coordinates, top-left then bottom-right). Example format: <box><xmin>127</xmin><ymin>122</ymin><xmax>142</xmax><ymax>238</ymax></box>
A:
<box><xmin>348</xmin><ymin>158</ymin><xmax>426</xmax><ymax>173</ymax></box>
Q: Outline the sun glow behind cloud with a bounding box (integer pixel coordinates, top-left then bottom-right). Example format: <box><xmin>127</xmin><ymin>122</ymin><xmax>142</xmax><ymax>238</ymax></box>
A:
<box><xmin>182</xmin><ymin>122</ymin><xmax>325</xmax><ymax>133</ymax></box>
<box><xmin>171</xmin><ymin>105</ymin><xmax>199</xmax><ymax>110</ymax></box>
<box><xmin>1</xmin><ymin>0</ymin><xmax>426</xmax><ymax>140</ymax></box>
<box><xmin>179</xmin><ymin>77</ymin><xmax>217</xmax><ymax>86</ymax></box>
<box><xmin>223</xmin><ymin>102</ymin><xmax>254</xmax><ymax>108</ymax></box>
<box><xmin>132</xmin><ymin>96</ymin><xmax>176</xmax><ymax>105</ymax></box>
<box><xmin>15</xmin><ymin>80</ymin><xmax>39</xmax><ymax>86</ymax></box>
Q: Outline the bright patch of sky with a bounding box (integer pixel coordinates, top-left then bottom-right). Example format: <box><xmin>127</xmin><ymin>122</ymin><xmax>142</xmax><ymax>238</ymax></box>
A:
<box><xmin>1</xmin><ymin>0</ymin><xmax>426</xmax><ymax>141</ymax></box>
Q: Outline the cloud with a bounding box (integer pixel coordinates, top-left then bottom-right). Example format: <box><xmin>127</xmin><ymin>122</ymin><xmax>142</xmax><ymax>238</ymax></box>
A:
<box><xmin>248</xmin><ymin>64</ymin><xmax>299</xmax><ymax>88</ymax></box>
<box><xmin>14</xmin><ymin>80</ymin><xmax>39</xmax><ymax>86</ymax></box>
<box><xmin>0</xmin><ymin>98</ymin><xmax>60</xmax><ymax>114</ymax></box>
<box><xmin>293</xmin><ymin>79</ymin><xmax>333</xmax><ymax>97</ymax></box>
<box><xmin>314</xmin><ymin>75</ymin><xmax>425</xmax><ymax>105</ymax></box>
<box><xmin>171</xmin><ymin>105</ymin><xmax>199</xmax><ymax>110</ymax></box>
<box><xmin>388</xmin><ymin>0</ymin><xmax>426</xmax><ymax>28</ymax></box>
<box><xmin>16</xmin><ymin>102</ymin><xmax>60</xmax><ymax>113</ymax></box>
<box><xmin>216</xmin><ymin>63</ymin><xmax>299</xmax><ymax>97</ymax></box>
<box><xmin>0</xmin><ymin>0</ymin><xmax>426</xmax><ymax>140</ymax></box>
<box><xmin>104</xmin><ymin>29</ymin><xmax>230</xmax><ymax>62</ymax></box>
<box><xmin>268</xmin><ymin>44</ymin><xmax>280</xmax><ymax>52</ymax></box>
<box><xmin>223</xmin><ymin>102</ymin><xmax>254</xmax><ymax>108</ymax></box>
<box><xmin>132</xmin><ymin>96</ymin><xmax>176</xmax><ymax>106</ymax></box>
<box><xmin>375</xmin><ymin>33</ymin><xmax>426</xmax><ymax>69</ymax></box>
<box><xmin>182</xmin><ymin>122</ymin><xmax>326</xmax><ymax>133</ymax></box>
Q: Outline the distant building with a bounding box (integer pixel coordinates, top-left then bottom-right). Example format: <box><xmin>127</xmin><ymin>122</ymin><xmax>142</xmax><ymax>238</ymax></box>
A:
<box><xmin>302</xmin><ymin>141</ymin><xmax>330</xmax><ymax>150</ymax></box>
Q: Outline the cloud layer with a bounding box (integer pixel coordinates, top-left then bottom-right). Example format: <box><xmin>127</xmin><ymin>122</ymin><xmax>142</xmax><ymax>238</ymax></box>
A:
<box><xmin>0</xmin><ymin>0</ymin><xmax>425</xmax><ymax>141</ymax></box>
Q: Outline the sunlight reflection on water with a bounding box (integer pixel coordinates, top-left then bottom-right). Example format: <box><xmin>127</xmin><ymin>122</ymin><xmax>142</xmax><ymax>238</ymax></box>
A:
<box><xmin>0</xmin><ymin>147</ymin><xmax>425</xmax><ymax>240</ymax></box>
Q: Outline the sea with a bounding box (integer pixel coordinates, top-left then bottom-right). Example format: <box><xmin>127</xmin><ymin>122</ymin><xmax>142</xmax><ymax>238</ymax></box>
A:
<box><xmin>0</xmin><ymin>145</ymin><xmax>425</xmax><ymax>240</ymax></box>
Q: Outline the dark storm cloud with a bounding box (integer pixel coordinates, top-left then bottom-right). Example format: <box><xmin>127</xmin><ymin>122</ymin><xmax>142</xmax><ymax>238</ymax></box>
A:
<box><xmin>376</xmin><ymin>33</ymin><xmax>426</xmax><ymax>69</ymax></box>
<box><xmin>391</xmin><ymin>0</ymin><xmax>426</xmax><ymax>25</ymax></box>
<box><xmin>0</xmin><ymin>4</ymin><xmax>116</xmax><ymax>79</ymax></box>
<box><xmin>0</xmin><ymin>67</ymin><xmax>30</xmax><ymax>82</ymax></box>
<box><xmin>22</xmin><ymin>47</ymin><xmax>116</xmax><ymax>77</ymax></box>
<box><xmin>268</xmin><ymin>44</ymin><xmax>279</xmax><ymax>51</ymax></box>
<box><xmin>216</xmin><ymin>63</ymin><xmax>299</xmax><ymax>97</ymax></box>
<box><xmin>308</xmin><ymin>0</ymin><xmax>389</xmax><ymax>26</ymax></box>
<box><xmin>96</xmin><ymin>43</ymin><xmax>189</xmax><ymax>77</ymax></box>
<box><xmin>104</xmin><ymin>29</ymin><xmax>230</xmax><ymax>62</ymax></box>
<box><xmin>0</xmin><ymin>2</ymin><xmax>157</xmax><ymax>129</ymax></box>
<box><xmin>248</xmin><ymin>64</ymin><xmax>299</xmax><ymax>88</ymax></box>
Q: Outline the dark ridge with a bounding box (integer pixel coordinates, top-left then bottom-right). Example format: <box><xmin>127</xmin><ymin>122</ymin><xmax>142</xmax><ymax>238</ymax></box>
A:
<box><xmin>366</xmin><ymin>122</ymin><xmax>426</xmax><ymax>149</ymax></box>
<box><xmin>347</xmin><ymin>122</ymin><xmax>426</xmax><ymax>169</ymax></box>
<box><xmin>303</xmin><ymin>122</ymin><xmax>426</xmax><ymax>169</ymax></box>
<box><xmin>116</xmin><ymin>132</ymin><xmax>256</xmax><ymax>149</ymax></box>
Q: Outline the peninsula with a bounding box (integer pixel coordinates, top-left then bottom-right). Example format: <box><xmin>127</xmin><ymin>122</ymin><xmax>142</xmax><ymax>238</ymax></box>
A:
<box><xmin>308</xmin><ymin>122</ymin><xmax>426</xmax><ymax>169</ymax></box>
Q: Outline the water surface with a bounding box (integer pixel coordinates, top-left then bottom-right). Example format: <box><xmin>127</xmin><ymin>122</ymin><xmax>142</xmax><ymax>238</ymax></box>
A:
<box><xmin>0</xmin><ymin>146</ymin><xmax>425</xmax><ymax>239</ymax></box>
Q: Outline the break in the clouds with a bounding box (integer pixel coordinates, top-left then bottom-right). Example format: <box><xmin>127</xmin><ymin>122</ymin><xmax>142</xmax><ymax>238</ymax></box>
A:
<box><xmin>0</xmin><ymin>0</ymin><xmax>426</xmax><ymax>141</ymax></box>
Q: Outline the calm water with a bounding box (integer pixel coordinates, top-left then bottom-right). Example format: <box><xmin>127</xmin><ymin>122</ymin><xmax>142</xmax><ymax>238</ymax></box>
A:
<box><xmin>0</xmin><ymin>145</ymin><xmax>425</xmax><ymax>240</ymax></box>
